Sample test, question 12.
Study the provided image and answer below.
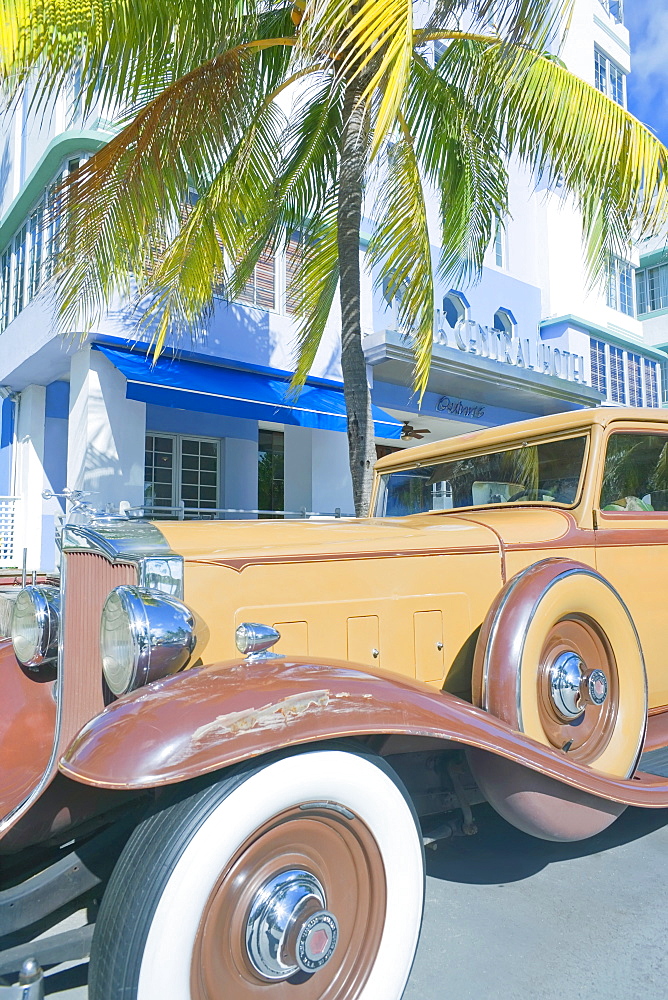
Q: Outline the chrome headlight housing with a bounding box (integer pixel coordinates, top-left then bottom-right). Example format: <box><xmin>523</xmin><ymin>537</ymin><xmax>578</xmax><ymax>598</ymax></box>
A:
<box><xmin>11</xmin><ymin>585</ymin><xmax>60</xmax><ymax>669</ymax></box>
<box><xmin>100</xmin><ymin>586</ymin><xmax>202</xmax><ymax>697</ymax></box>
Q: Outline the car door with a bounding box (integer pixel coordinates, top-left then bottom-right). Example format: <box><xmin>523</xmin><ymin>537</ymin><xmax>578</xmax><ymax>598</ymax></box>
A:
<box><xmin>594</xmin><ymin>425</ymin><xmax>668</xmax><ymax>708</ymax></box>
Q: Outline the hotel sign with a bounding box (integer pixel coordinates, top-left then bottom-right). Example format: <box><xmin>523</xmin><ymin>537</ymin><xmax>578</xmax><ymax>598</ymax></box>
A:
<box><xmin>433</xmin><ymin>311</ymin><xmax>586</xmax><ymax>385</ymax></box>
<box><xmin>436</xmin><ymin>397</ymin><xmax>486</xmax><ymax>419</ymax></box>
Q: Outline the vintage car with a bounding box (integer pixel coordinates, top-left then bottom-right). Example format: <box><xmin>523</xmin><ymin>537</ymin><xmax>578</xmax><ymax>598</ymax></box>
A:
<box><xmin>0</xmin><ymin>406</ymin><xmax>667</xmax><ymax>999</ymax></box>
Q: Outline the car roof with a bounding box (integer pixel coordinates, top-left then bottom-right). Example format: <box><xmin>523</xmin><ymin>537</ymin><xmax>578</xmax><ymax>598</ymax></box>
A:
<box><xmin>375</xmin><ymin>407</ymin><xmax>668</xmax><ymax>471</ymax></box>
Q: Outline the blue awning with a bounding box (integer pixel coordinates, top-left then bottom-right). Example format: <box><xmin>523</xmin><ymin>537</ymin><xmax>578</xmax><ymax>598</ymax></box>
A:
<box><xmin>94</xmin><ymin>345</ymin><xmax>403</xmax><ymax>438</ymax></box>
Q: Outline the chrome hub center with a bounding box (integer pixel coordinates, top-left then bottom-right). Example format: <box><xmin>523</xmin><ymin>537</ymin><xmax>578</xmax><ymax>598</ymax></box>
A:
<box><xmin>548</xmin><ymin>652</ymin><xmax>609</xmax><ymax>722</ymax></box>
<box><xmin>245</xmin><ymin>870</ymin><xmax>339</xmax><ymax>981</ymax></box>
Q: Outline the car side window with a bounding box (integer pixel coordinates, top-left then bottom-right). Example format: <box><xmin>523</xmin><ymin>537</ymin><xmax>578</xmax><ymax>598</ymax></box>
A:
<box><xmin>600</xmin><ymin>433</ymin><xmax>668</xmax><ymax>512</ymax></box>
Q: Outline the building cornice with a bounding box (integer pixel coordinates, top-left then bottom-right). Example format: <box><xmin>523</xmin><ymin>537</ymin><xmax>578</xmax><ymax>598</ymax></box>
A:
<box><xmin>593</xmin><ymin>14</ymin><xmax>630</xmax><ymax>55</ymax></box>
<box><xmin>365</xmin><ymin>329</ymin><xmax>603</xmax><ymax>410</ymax></box>
<box><xmin>541</xmin><ymin>314</ymin><xmax>668</xmax><ymax>361</ymax></box>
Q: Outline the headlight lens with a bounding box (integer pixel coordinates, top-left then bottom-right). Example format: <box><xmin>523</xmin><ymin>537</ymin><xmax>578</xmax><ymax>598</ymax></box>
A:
<box><xmin>100</xmin><ymin>586</ymin><xmax>200</xmax><ymax>697</ymax></box>
<box><xmin>11</xmin><ymin>586</ymin><xmax>60</xmax><ymax>668</ymax></box>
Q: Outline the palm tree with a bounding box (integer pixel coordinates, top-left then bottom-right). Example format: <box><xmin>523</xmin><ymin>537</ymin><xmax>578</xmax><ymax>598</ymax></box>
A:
<box><xmin>2</xmin><ymin>0</ymin><xmax>667</xmax><ymax>514</ymax></box>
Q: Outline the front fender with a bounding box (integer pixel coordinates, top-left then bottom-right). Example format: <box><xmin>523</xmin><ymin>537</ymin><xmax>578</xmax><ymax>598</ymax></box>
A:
<box><xmin>60</xmin><ymin>657</ymin><xmax>668</xmax><ymax>807</ymax></box>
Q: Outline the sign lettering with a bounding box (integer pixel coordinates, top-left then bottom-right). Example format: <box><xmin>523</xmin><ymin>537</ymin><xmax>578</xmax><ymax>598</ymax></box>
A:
<box><xmin>433</xmin><ymin>311</ymin><xmax>585</xmax><ymax>385</ymax></box>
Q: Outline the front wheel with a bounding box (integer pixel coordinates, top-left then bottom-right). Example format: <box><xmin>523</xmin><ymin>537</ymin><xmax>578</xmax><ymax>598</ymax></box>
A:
<box><xmin>89</xmin><ymin>747</ymin><xmax>425</xmax><ymax>1000</ymax></box>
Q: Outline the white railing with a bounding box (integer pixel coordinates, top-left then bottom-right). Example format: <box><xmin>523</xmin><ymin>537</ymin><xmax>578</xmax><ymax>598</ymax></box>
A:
<box><xmin>130</xmin><ymin>504</ymin><xmax>354</xmax><ymax>520</ymax></box>
<box><xmin>0</xmin><ymin>497</ymin><xmax>19</xmax><ymax>567</ymax></box>
<box><xmin>599</xmin><ymin>0</ymin><xmax>623</xmax><ymax>24</ymax></box>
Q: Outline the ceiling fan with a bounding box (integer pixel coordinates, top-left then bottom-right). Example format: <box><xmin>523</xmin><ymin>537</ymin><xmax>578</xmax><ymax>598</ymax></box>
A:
<box><xmin>401</xmin><ymin>421</ymin><xmax>431</xmax><ymax>441</ymax></box>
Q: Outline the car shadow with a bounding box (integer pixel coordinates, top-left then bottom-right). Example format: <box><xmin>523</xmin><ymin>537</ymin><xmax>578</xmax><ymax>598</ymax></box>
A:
<box><xmin>426</xmin><ymin>803</ymin><xmax>668</xmax><ymax>885</ymax></box>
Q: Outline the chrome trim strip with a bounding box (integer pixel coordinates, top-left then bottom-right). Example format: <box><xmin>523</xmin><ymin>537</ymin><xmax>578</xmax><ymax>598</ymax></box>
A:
<box><xmin>62</xmin><ymin>518</ymin><xmax>184</xmax><ymax>600</ymax></box>
<box><xmin>61</xmin><ymin>518</ymin><xmax>175</xmax><ymax>562</ymax></box>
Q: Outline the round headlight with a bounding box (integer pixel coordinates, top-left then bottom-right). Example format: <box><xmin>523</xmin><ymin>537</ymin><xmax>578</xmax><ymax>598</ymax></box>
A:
<box><xmin>11</xmin><ymin>586</ymin><xmax>60</xmax><ymax>668</ymax></box>
<box><xmin>100</xmin><ymin>586</ymin><xmax>199</xmax><ymax>697</ymax></box>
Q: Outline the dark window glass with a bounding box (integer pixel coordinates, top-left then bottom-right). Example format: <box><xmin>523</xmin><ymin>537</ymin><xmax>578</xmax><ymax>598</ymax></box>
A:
<box><xmin>601</xmin><ymin>434</ymin><xmax>668</xmax><ymax>511</ymax></box>
<box><xmin>376</xmin><ymin>436</ymin><xmax>588</xmax><ymax>516</ymax></box>
<box><xmin>258</xmin><ymin>429</ymin><xmax>284</xmax><ymax>517</ymax></box>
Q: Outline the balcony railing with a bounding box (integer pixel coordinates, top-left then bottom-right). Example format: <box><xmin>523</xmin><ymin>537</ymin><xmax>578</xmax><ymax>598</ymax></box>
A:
<box><xmin>129</xmin><ymin>504</ymin><xmax>354</xmax><ymax>520</ymax></box>
<box><xmin>0</xmin><ymin>497</ymin><xmax>19</xmax><ymax>567</ymax></box>
<box><xmin>599</xmin><ymin>0</ymin><xmax>623</xmax><ymax>24</ymax></box>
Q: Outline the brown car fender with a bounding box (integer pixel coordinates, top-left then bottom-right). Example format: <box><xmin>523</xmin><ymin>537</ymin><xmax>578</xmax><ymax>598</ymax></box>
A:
<box><xmin>59</xmin><ymin>656</ymin><xmax>668</xmax><ymax>810</ymax></box>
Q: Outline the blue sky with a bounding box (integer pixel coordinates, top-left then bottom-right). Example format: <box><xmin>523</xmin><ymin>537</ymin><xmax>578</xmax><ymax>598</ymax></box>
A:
<box><xmin>625</xmin><ymin>3</ymin><xmax>668</xmax><ymax>144</ymax></box>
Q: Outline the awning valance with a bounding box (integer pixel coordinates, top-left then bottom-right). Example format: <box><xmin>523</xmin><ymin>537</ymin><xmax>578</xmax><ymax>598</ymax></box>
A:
<box><xmin>94</xmin><ymin>345</ymin><xmax>403</xmax><ymax>438</ymax></box>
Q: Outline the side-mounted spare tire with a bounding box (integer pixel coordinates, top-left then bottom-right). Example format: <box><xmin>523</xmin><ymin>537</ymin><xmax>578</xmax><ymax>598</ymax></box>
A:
<box><xmin>88</xmin><ymin>746</ymin><xmax>425</xmax><ymax>1000</ymax></box>
<box><xmin>470</xmin><ymin>558</ymin><xmax>647</xmax><ymax>841</ymax></box>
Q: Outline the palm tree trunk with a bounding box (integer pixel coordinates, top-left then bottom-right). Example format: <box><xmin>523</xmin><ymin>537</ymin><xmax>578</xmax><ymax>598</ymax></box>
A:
<box><xmin>338</xmin><ymin>80</ymin><xmax>375</xmax><ymax>517</ymax></box>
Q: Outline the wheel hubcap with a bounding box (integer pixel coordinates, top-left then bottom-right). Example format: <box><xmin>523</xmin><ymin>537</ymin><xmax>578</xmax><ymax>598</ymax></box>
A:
<box><xmin>246</xmin><ymin>870</ymin><xmax>339</xmax><ymax>980</ymax></box>
<box><xmin>549</xmin><ymin>651</ymin><xmax>608</xmax><ymax>721</ymax></box>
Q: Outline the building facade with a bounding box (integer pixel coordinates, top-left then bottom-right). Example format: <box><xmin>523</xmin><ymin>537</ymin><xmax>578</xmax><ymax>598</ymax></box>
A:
<box><xmin>0</xmin><ymin>0</ymin><xmax>665</xmax><ymax>572</ymax></box>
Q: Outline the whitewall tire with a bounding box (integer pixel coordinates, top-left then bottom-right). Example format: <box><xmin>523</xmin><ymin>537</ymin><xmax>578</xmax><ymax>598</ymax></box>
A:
<box><xmin>89</xmin><ymin>747</ymin><xmax>425</xmax><ymax>1000</ymax></box>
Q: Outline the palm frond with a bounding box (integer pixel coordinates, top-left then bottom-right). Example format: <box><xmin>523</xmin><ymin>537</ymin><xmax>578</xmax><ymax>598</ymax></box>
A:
<box><xmin>125</xmin><ymin>100</ymin><xmax>285</xmax><ymax>354</ymax></box>
<box><xmin>289</xmin><ymin>197</ymin><xmax>340</xmax><ymax>389</ymax></box>
<box><xmin>470</xmin><ymin>44</ymin><xmax>668</xmax><ymax>266</ymax></box>
<box><xmin>296</xmin><ymin>0</ymin><xmax>413</xmax><ymax>154</ymax></box>
<box><xmin>0</xmin><ymin>0</ymin><xmax>265</xmax><ymax>116</ymax></box>
<box><xmin>367</xmin><ymin>119</ymin><xmax>434</xmax><ymax>394</ymax></box>
<box><xmin>53</xmin><ymin>43</ymin><xmax>285</xmax><ymax>336</ymax></box>
<box><xmin>406</xmin><ymin>53</ymin><xmax>508</xmax><ymax>287</ymax></box>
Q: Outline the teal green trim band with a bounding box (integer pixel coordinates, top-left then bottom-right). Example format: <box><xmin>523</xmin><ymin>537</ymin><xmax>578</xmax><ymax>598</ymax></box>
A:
<box><xmin>593</xmin><ymin>15</ymin><xmax>630</xmax><ymax>56</ymax></box>
<box><xmin>637</xmin><ymin>306</ymin><xmax>668</xmax><ymax>320</ymax></box>
<box><xmin>540</xmin><ymin>313</ymin><xmax>668</xmax><ymax>361</ymax></box>
<box><xmin>0</xmin><ymin>128</ymin><xmax>112</xmax><ymax>253</ymax></box>
<box><xmin>638</xmin><ymin>248</ymin><xmax>668</xmax><ymax>270</ymax></box>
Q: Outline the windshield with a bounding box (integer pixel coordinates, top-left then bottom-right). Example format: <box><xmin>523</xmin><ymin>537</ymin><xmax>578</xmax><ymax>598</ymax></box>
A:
<box><xmin>374</xmin><ymin>435</ymin><xmax>588</xmax><ymax>517</ymax></box>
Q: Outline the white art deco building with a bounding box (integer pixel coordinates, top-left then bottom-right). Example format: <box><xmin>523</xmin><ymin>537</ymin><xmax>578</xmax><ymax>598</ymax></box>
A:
<box><xmin>0</xmin><ymin>0</ymin><xmax>665</xmax><ymax>572</ymax></box>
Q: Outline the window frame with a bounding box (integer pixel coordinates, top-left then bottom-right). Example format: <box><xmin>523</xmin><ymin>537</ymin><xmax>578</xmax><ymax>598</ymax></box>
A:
<box><xmin>598</xmin><ymin>428</ymin><xmax>668</xmax><ymax>520</ymax></box>
<box><xmin>607</xmin><ymin>255</ymin><xmax>635</xmax><ymax>317</ymax></box>
<box><xmin>594</xmin><ymin>45</ymin><xmax>626</xmax><ymax>107</ymax></box>
<box><xmin>144</xmin><ymin>432</ymin><xmax>221</xmax><ymax>517</ymax></box>
<box><xmin>373</xmin><ymin>431</ymin><xmax>592</xmax><ymax>518</ymax></box>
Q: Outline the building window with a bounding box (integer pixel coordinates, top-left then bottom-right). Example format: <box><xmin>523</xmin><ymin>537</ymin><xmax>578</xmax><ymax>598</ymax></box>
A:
<box><xmin>607</xmin><ymin>256</ymin><xmax>634</xmax><ymax>316</ymax></box>
<box><xmin>28</xmin><ymin>206</ymin><xmax>43</xmax><ymax>301</ymax></box>
<box><xmin>433</xmin><ymin>39</ymin><xmax>447</xmax><ymax>65</ymax></box>
<box><xmin>258</xmin><ymin>429</ymin><xmax>284</xmax><ymax>518</ymax></box>
<box><xmin>599</xmin><ymin>0</ymin><xmax>623</xmax><ymax>25</ymax></box>
<box><xmin>635</xmin><ymin>263</ymin><xmax>668</xmax><ymax>315</ymax></box>
<box><xmin>494</xmin><ymin>223</ymin><xmax>505</xmax><ymax>268</ymax></box>
<box><xmin>0</xmin><ymin>249</ymin><xmax>10</xmax><ymax>333</ymax></box>
<box><xmin>144</xmin><ymin>435</ymin><xmax>175</xmax><ymax>513</ymax></box>
<box><xmin>12</xmin><ymin>225</ymin><xmax>27</xmax><ymax>320</ymax></box>
<box><xmin>0</xmin><ymin>153</ymin><xmax>88</xmax><ymax>328</ymax></box>
<box><xmin>238</xmin><ymin>251</ymin><xmax>275</xmax><ymax>310</ymax></box>
<box><xmin>609</xmin><ymin>345</ymin><xmax>625</xmax><ymax>403</ymax></box>
<box><xmin>644</xmin><ymin>360</ymin><xmax>659</xmax><ymax>407</ymax></box>
<box><xmin>595</xmin><ymin>47</ymin><xmax>625</xmax><ymax>106</ymax></box>
<box><xmin>590</xmin><ymin>339</ymin><xmax>607</xmax><ymax>394</ymax></box>
<box><xmin>285</xmin><ymin>236</ymin><xmax>302</xmax><ymax>316</ymax></box>
<box><xmin>144</xmin><ymin>434</ymin><xmax>220</xmax><ymax>517</ymax></box>
<box><xmin>627</xmin><ymin>353</ymin><xmax>642</xmax><ymax>407</ymax></box>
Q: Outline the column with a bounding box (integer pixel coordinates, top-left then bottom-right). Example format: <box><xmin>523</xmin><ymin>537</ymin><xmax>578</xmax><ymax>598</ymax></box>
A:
<box><xmin>283</xmin><ymin>425</ymin><xmax>312</xmax><ymax>517</ymax></box>
<box><xmin>223</xmin><ymin>437</ymin><xmax>259</xmax><ymax>518</ymax></box>
<box><xmin>67</xmin><ymin>346</ymin><xmax>146</xmax><ymax>512</ymax></box>
<box><xmin>13</xmin><ymin>384</ymin><xmax>46</xmax><ymax>570</ymax></box>
<box><xmin>311</xmin><ymin>429</ymin><xmax>355</xmax><ymax>516</ymax></box>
